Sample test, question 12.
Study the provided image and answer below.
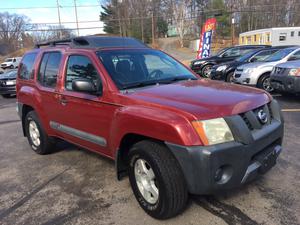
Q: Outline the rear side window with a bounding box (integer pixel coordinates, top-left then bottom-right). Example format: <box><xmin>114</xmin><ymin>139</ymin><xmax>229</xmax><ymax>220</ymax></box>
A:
<box><xmin>38</xmin><ymin>52</ymin><xmax>62</xmax><ymax>88</ymax></box>
<box><xmin>19</xmin><ymin>53</ymin><xmax>37</xmax><ymax>80</ymax></box>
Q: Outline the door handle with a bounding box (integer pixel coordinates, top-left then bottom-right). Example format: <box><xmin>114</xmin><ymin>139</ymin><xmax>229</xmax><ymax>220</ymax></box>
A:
<box><xmin>56</xmin><ymin>94</ymin><xmax>68</xmax><ymax>106</ymax></box>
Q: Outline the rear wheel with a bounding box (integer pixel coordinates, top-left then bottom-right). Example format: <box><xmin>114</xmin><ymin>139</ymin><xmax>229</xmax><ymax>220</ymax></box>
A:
<box><xmin>128</xmin><ymin>140</ymin><xmax>188</xmax><ymax>219</ymax></box>
<box><xmin>9</xmin><ymin>65</ymin><xmax>14</xmax><ymax>69</ymax></box>
<box><xmin>25</xmin><ymin>111</ymin><xmax>55</xmax><ymax>154</ymax></box>
<box><xmin>258</xmin><ymin>73</ymin><xmax>274</xmax><ymax>92</ymax></box>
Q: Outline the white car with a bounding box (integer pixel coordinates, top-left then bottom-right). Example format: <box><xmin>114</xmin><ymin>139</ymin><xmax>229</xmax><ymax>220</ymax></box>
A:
<box><xmin>1</xmin><ymin>57</ymin><xmax>22</xmax><ymax>69</ymax></box>
<box><xmin>233</xmin><ymin>47</ymin><xmax>300</xmax><ymax>92</ymax></box>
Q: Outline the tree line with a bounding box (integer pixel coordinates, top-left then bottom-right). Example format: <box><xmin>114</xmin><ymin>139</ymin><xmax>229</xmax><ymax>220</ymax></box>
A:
<box><xmin>100</xmin><ymin>0</ymin><xmax>300</xmax><ymax>47</ymax></box>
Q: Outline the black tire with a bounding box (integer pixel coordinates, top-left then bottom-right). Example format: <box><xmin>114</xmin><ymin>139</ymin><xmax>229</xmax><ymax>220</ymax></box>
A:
<box><xmin>225</xmin><ymin>71</ymin><xmax>234</xmax><ymax>83</ymax></box>
<box><xmin>257</xmin><ymin>73</ymin><xmax>274</xmax><ymax>92</ymax></box>
<box><xmin>24</xmin><ymin>111</ymin><xmax>55</xmax><ymax>154</ymax></box>
<box><xmin>128</xmin><ymin>140</ymin><xmax>188</xmax><ymax>219</ymax></box>
<box><xmin>201</xmin><ymin>65</ymin><xmax>212</xmax><ymax>78</ymax></box>
<box><xmin>9</xmin><ymin>65</ymin><xmax>14</xmax><ymax>69</ymax></box>
<box><xmin>1</xmin><ymin>94</ymin><xmax>11</xmax><ymax>98</ymax></box>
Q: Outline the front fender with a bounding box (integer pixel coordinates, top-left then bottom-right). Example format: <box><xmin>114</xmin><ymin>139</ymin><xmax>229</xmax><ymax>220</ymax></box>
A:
<box><xmin>254</xmin><ymin>67</ymin><xmax>273</xmax><ymax>83</ymax></box>
<box><xmin>109</xmin><ymin>106</ymin><xmax>202</xmax><ymax>155</ymax></box>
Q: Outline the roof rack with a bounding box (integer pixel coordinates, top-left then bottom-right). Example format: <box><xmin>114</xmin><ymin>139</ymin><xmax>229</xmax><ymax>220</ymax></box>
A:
<box><xmin>34</xmin><ymin>36</ymin><xmax>148</xmax><ymax>49</ymax></box>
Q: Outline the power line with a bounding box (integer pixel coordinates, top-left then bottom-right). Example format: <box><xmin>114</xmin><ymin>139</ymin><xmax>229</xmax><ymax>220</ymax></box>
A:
<box><xmin>0</xmin><ymin>4</ymin><xmax>101</xmax><ymax>10</ymax></box>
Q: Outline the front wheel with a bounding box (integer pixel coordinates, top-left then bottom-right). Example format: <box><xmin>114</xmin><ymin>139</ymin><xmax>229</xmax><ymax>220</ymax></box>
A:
<box><xmin>201</xmin><ymin>65</ymin><xmax>212</xmax><ymax>78</ymax></box>
<box><xmin>128</xmin><ymin>140</ymin><xmax>188</xmax><ymax>219</ymax></box>
<box><xmin>9</xmin><ymin>65</ymin><xmax>14</xmax><ymax>69</ymax></box>
<box><xmin>258</xmin><ymin>74</ymin><xmax>274</xmax><ymax>92</ymax></box>
<box><xmin>226</xmin><ymin>71</ymin><xmax>234</xmax><ymax>83</ymax></box>
<box><xmin>1</xmin><ymin>94</ymin><xmax>11</xmax><ymax>98</ymax></box>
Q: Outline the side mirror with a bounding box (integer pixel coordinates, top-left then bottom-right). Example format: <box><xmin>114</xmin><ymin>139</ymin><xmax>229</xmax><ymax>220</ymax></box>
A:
<box><xmin>72</xmin><ymin>78</ymin><xmax>101</xmax><ymax>95</ymax></box>
<box><xmin>288</xmin><ymin>56</ymin><xmax>298</xmax><ymax>61</ymax></box>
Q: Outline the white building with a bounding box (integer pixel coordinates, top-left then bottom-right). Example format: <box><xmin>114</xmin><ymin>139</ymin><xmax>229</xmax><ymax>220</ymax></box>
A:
<box><xmin>239</xmin><ymin>27</ymin><xmax>300</xmax><ymax>46</ymax></box>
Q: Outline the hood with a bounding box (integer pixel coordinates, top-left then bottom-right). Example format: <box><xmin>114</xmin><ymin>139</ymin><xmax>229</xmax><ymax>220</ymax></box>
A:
<box><xmin>0</xmin><ymin>71</ymin><xmax>17</xmax><ymax>79</ymax></box>
<box><xmin>238</xmin><ymin>61</ymin><xmax>279</xmax><ymax>69</ymax></box>
<box><xmin>276</xmin><ymin>60</ymin><xmax>300</xmax><ymax>69</ymax></box>
<box><xmin>192</xmin><ymin>55</ymin><xmax>219</xmax><ymax>63</ymax></box>
<box><xmin>127</xmin><ymin>79</ymin><xmax>270</xmax><ymax>120</ymax></box>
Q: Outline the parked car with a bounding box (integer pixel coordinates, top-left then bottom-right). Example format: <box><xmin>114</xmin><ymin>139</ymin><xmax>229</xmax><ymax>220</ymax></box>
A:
<box><xmin>190</xmin><ymin>45</ymin><xmax>270</xmax><ymax>77</ymax></box>
<box><xmin>17</xmin><ymin>36</ymin><xmax>284</xmax><ymax>219</ymax></box>
<box><xmin>271</xmin><ymin>60</ymin><xmax>300</xmax><ymax>94</ymax></box>
<box><xmin>0</xmin><ymin>69</ymin><xmax>17</xmax><ymax>98</ymax></box>
<box><xmin>233</xmin><ymin>47</ymin><xmax>300</xmax><ymax>92</ymax></box>
<box><xmin>1</xmin><ymin>57</ymin><xmax>22</xmax><ymax>69</ymax></box>
<box><xmin>210</xmin><ymin>46</ymin><xmax>296</xmax><ymax>82</ymax></box>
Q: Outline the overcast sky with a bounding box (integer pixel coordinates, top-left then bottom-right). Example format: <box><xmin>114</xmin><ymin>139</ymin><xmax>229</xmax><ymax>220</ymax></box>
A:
<box><xmin>1</xmin><ymin>0</ymin><xmax>104</xmax><ymax>36</ymax></box>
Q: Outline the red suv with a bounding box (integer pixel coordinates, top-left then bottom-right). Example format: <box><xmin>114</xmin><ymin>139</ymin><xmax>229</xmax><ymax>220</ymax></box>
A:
<box><xmin>17</xmin><ymin>36</ymin><xmax>284</xmax><ymax>219</ymax></box>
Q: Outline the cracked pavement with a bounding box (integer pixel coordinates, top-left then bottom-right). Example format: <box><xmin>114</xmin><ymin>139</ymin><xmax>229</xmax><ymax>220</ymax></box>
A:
<box><xmin>0</xmin><ymin>95</ymin><xmax>299</xmax><ymax>225</ymax></box>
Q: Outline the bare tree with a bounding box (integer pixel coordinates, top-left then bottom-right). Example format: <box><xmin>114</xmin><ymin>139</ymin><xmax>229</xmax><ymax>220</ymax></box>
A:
<box><xmin>172</xmin><ymin>0</ymin><xmax>192</xmax><ymax>47</ymax></box>
<box><xmin>0</xmin><ymin>12</ymin><xmax>29</xmax><ymax>54</ymax></box>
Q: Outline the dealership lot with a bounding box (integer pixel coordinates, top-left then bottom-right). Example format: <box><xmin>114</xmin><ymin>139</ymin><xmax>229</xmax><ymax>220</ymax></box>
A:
<box><xmin>0</xmin><ymin>95</ymin><xmax>299</xmax><ymax>225</ymax></box>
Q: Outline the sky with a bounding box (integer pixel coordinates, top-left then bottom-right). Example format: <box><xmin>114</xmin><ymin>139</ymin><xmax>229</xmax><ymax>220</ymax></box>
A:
<box><xmin>1</xmin><ymin>0</ymin><xmax>104</xmax><ymax>36</ymax></box>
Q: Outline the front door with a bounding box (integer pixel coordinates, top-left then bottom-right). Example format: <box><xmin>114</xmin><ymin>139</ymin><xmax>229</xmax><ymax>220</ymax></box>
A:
<box><xmin>50</xmin><ymin>54</ymin><xmax>117</xmax><ymax>156</ymax></box>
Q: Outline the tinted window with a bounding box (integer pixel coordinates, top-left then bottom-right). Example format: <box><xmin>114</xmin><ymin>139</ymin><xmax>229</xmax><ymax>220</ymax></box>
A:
<box><xmin>221</xmin><ymin>48</ymin><xmax>253</xmax><ymax>58</ymax></box>
<box><xmin>38</xmin><ymin>52</ymin><xmax>62</xmax><ymax>88</ymax></box>
<box><xmin>250</xmin><ymin>49</ymin><xmax>278</xmax><ymax>62</ymax></box>
<box><xmin>265</xmin><ymin>48</ymin><xmax>295</xmax><ymax>62</ymax></box>
<box><xmin>65</xmin><ymin>55</ymin><xmax>101</xmax><ymax>92</ymax></box>
<box><xmin>289</xmin><ymin>50</ymin><xmax>300</xmax><ymax>61</ymax></box>
<box><xmin>19</xmin><ymin>53</ymin><xmax>37</xmax><ymax>80</ymax></box>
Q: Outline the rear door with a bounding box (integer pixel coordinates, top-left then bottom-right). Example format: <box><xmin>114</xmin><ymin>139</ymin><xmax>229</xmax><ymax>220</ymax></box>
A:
<box><xmin>36</xmin><ymin>51</ymin><xmax>63</xmax><ymax>131</ymax></box>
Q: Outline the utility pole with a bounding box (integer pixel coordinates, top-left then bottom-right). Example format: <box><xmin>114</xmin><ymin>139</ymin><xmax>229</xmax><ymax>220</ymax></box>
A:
<box><xmin>152</xmin><ymin>11</ymin><xmax>155</xmax><ymax>46</ymax></box>
<box><xmin>74</xmin><ymin>0</ymin><xmax>80</xmax><ymax>36</ymax></box>
<box><xmin>230</xmin><ymin>0</ymin><xmax>235</xmax><ymax>46</ymax></box>
<box><xmin>118</xmin><ymin>0</ymin><xmax>122</xmax><ymax>36</ymax></box>
<box><xmin>56</xmin><ymin>0</ymin><xmax>63</xmax><ymax>39</ymax></box>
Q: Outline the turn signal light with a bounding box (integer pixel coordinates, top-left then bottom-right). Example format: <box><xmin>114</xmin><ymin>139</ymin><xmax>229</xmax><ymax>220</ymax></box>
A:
<box><xmin>288</xmin><ymin>68</ymin><xmax>300</xmax><ymax>76</ymax></box>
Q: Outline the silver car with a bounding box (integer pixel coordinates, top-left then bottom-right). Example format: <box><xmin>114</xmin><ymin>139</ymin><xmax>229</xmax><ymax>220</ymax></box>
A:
<box><xmin>233</xmin><ymin>47</ymin><xmax>300</xmax><ymax>92</ymax></box>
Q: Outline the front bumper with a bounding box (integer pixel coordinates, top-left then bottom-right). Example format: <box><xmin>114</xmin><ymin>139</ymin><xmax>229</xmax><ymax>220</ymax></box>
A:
<box><xmin>210</xmin><ymin>69</ymin><xmax>226</xmax><ymax>81</ymax></box>
<box><xmin>233</xmin><ymin>70</ymin><xmax>259</xmax><ymax>86</ymax></box>
<box><xmin>0</xmin><ymin>86</ymin><xmax>16</xmax><ymax>95</ymax></box>
<box><xmin>271</xmin><ymin>75</ymin><xmax>300</xmax><ymax>94</ymax></box>
<box><xmin>166</xmin><ymin>100</ymin><xmax>284</xmax><ymax>194</ymax></box>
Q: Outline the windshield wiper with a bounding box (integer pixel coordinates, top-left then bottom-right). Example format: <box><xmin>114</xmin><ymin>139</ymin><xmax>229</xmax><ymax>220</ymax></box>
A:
<box><xmin>120</xmin><ymin>76</ymin><xmax>197</xmax><ymax>90</ymax></box>
<box><xmin>120</xmin><ymin>80</ymin><xmax>159</xmax><ymax>90</ymax></box>
<box><xmin>158</xmin><ymin>76</ymin><xmax>197</xmax><ymax>84</ymax></box>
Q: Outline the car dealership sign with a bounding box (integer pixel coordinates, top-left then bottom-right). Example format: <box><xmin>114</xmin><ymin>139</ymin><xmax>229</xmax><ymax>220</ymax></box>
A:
<box><xmin>196</xmin><ymin>18</ymin><xmax>217</xmax><ymax>59</ymax></box>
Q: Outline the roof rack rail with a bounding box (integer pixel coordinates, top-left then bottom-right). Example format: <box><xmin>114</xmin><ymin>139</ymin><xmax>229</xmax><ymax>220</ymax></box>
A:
<box><xmin>35</xmin><ymin>36</ymin><xmax>148</xmax><ymax>49</ymax></box>
<box><xmin>35</xmin><ymin>38</ymin><xmax>72</xmax><ymax>48</ymax></box>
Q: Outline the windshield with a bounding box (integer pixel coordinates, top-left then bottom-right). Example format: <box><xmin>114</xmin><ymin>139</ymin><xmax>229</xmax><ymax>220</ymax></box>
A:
<box><xmin>235</xmin><ymin>50</ymin><xmax>258</xmax><ymax>62</ymax></box>
<box><xmin>5</xmin><ymin>58</ymin><xmax>13</xmax><ymax>62</ymax></box>
<box><xmin>264</xmin><ymin>48</ymin><xmax>295</xmax><ymax>62</ymax></box>
<box><xmin>97</xmin><ymin>49</ymin><xmax>197</xmax><ymax>89</ymax></box>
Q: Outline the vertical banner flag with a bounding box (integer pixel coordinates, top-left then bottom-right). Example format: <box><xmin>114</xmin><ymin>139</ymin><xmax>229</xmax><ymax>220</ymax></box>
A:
<box><xmin>196</xmin><ymin>18</ymin><xmax>217</xmax><ymax>59</ymax></box>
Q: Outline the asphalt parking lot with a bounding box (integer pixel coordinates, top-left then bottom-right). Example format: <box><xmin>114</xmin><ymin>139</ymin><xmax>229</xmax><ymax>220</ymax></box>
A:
<box><xmin>0</xmin><ymin>94</ymin><xmax>299</xmax><ymax>225</ymax></box>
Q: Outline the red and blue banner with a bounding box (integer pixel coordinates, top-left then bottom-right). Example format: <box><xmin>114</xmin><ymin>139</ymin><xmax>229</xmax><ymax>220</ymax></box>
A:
<box><xmin>196</xmin><ymin>18</ymin><xmax>217</xmax><ymax>59</ymax></box>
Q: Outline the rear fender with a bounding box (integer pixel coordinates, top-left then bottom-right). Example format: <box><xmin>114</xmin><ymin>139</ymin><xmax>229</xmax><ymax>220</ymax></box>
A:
<box><xmin>18</xmin><ymin>85</ymin><xmax>54</xmax><ymax>136</ymax></box>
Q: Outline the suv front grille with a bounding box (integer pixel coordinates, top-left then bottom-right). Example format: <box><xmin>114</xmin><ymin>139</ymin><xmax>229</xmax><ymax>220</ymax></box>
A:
<box><xmin>240</xmin><ymin>103</ymin><xmax>273</xmax><ymax>131</ymax></box>
<box><xmin>273</xmin><ymin>67</ymin><xmax>286</xmax><ymax>75</ymax></box>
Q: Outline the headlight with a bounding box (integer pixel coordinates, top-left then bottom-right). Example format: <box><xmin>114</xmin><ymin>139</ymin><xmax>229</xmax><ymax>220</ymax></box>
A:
<box><xmin>193</xmin><ymin>61</ymin><xmax>203</xmax><ymax>66</ymax></box>
<box><xmin>216</xmin><ymin>65</ymin><xmax>227</xmax><ymax>71</ymax></box>
<box><xmin>288</xmin><ymin>68</ymin><xmax>300</xmax><ymax>76</ymax></box>
<box><xmin>192</xmin><ymin>118</ymin><xmax>234</xmax><ymax>145</ymax></box>
<box><xmin>245</xmin><ymin>68</ymin><xmax>255</xmax><ymax>74</ymax></box>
